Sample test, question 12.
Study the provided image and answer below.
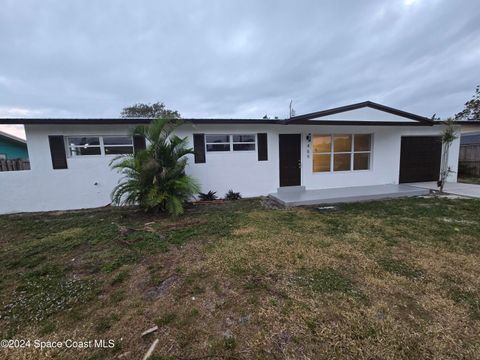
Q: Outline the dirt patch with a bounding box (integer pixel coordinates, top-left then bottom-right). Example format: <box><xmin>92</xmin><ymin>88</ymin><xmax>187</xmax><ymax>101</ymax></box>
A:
<box><xmin>144</xmin><ymin>275</ymin><xmax>179</xmax><ymax>301</ymax></box>
<box><xmin>162</xmin><ymin>218</ymin><xmax>209</xmax><ymax>230</ymax></box>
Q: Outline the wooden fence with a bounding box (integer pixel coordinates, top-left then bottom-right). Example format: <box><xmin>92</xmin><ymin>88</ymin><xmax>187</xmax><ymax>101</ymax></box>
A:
<box><xmin>0</xmin><ymin>159</ymin><xmax>30</xmax><ymax>172</ymax></box>
<box><xmin>459</xmin><ymin>144</ymin><xmax>480</xmax><ymax>177</ymax></box>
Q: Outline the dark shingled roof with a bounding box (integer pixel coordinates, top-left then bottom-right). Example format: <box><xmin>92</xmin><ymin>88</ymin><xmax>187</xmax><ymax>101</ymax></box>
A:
<box><xmin>0</xmin><ymin>101</ymin><xmax>457</xmax><ymax>127</ymax></box>
<box><xmin>0</xmin><ymin>118</ymin><xmax>281</xmax><ymax>125</ymax></box>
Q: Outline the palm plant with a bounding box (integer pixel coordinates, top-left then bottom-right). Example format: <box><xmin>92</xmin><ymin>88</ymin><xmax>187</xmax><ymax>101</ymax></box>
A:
<box><xmin>110</xmin><ymin>118</ymin><xmax>200</xmax><ymax>215</ymax></box>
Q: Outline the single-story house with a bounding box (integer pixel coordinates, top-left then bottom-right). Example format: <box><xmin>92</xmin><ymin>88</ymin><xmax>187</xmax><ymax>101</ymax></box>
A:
<box><xmin>0</xmin><ymin>130</ymin><xmax>28</xmax><ymax>160</ymax></box>
<box><xmin>0</xmin><ymin>101</ymin><xmax>471</xmax><ymax>214</ymax></box>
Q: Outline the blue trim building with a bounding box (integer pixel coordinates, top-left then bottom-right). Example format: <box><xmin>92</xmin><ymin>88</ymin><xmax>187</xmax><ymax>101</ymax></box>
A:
<box><xmin>0</xmin><ymin>131</ymin><xmax>28</xmax><ymax>159</ymax></box>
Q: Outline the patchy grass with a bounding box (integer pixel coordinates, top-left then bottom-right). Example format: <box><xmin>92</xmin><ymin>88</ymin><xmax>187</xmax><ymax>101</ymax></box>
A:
<box><xmin>155</xmin><ymin>312</ymin><xmax>177</xmax><ymax>327</ymax></box>
<box><xmin>1</xmin><ymin>197</ymin><xmax>480</xmax><ymax>359</ymax></box>
<box><xmin>110</xmin><ymin>270</ymin><xmax>130</xmax><ymax>286</ymax></box>
<box><xmin>95</xmin><ymin>313</ymin><xmax>121</xmax><ymax>333</ymax></box>
<box><xmin>294</xmin><ymin>267</ymin><xmax>353</xmax><ymax>294</ymax></box>
<box><xmin>377</xmin><ymin>258</ymin><xmax>424</xmax><ymax>279</ymax></box>
<box><xmin>2</xmin><ymin>271</ymin><xmax>97</xmax><ymax>323</ymax></box>
<box><xmin>449</xmin><ymin>287</ymin><xmax>480</xmax><ymax>320</ymax></box>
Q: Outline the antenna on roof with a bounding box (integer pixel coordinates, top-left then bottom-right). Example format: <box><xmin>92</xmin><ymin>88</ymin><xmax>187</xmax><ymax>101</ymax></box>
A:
<box><xmin>289</xmin><ymin>100</ymin><xmax>296</xmax><ymax>118</ymax></box>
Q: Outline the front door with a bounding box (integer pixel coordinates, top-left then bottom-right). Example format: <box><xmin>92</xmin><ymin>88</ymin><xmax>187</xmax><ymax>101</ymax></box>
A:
<box><xmin>279</xmin><ymin>134</ymin><xmax>301</xmax><ymax>187</ymax></box>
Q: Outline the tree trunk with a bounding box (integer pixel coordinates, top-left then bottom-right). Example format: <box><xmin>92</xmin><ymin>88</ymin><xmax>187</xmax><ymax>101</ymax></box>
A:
<box><xmin>439</xmin><ymin>142</ymin><xmax>450</xmax><ymax>193</ymax></box>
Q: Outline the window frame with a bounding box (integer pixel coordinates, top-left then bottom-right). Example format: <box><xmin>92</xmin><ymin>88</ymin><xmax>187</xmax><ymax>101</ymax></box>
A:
<box><xmin>66</xmin><ymin>135</ymin><xmax>134</xmax><ymax>157</ymax></box>
<box><xmin>67</xmin><ymin>136</ymin><xmax>102</xmax><ymax>157</ymax></box>
<box><xmin>102</xmin><ymin>135</ymin><xmax>134</xmax><ymax>156</ymax></box>
<box><xmin>333</xmin><ymin>134</ymin><xmax>353</xmax><ymax>172</ymax></box>
<box><xmin>312</xmin><ymin>133</ymin><xmax>373</xmax><ymax>173</ymax></box>
<box><xmin>205</xmin><ymin>134</ymin><xmax>231</xmax><ymax>152</ymax></box>
<box><xmin>205</xmin><ymin>133</ymin><xmax>256</xmax><ymax>153</ymax></box>
<box><xmin>352</xmin><ymin>134</ymin><xmax>372</xmax><ymax>171</ymax></box>
<box><xmin>232</xmin><ymin>134</ymin><xmax>256</xmax><ymax>151</ymax></box>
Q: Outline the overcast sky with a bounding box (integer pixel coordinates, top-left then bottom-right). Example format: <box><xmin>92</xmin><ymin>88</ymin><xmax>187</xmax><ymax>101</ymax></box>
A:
<box><xmin>1</xmin><ymin>0</ymin><xmax>479</xmax><ymax>138</ymax></box>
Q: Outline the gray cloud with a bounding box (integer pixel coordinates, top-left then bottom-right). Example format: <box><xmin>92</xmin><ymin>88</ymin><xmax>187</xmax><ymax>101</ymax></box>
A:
<box><xmin>1</xmin><ymin>0</ymin><xmax>479</xmax><ymax>136</ymax></box>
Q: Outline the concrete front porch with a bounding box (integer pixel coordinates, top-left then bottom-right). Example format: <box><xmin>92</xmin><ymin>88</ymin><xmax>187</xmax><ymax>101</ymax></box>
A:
<box><xmin>269</xmin><ymin>184</ymin><xmax>430</xmax><ymax>207</ymax></box>
<box><xmin>411</xmin><ymin>181</ymin><xmax>480</xmax><ymax>198</ymax></box>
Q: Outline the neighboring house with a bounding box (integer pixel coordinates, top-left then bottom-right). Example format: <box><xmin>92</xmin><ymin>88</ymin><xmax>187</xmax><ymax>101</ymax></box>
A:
<box><xmin>0</xmin><ymin>101</ymin><xmax>468</xmax><ymax>214</ymax></box>
<box><xmin>460</xmin><ymin>132</ymin><xmax>480</xmax><ymax>145</ymax></box>
<box><xmin>0</xmin><ymin>130</ymin><xmax>28</xmax><ymax>160</ymax></box>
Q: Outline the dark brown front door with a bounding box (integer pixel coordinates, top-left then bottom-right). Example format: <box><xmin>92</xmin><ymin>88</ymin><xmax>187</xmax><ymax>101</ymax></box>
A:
<box><xmin>279</xmin><ymin>134</ymin><xmax>301</xmax><ymax>187</ymax></box>
<box><xmin>399</xmin><ymin>136</ymin><xmax>442</xmax><ymax>183</ymax></box>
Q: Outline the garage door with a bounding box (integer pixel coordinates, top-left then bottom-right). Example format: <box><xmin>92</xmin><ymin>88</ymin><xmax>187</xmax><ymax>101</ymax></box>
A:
<box><xmin>399</xmin><ymin>136</ymin><xmax>442</xmax><ymax>183</ymax></box>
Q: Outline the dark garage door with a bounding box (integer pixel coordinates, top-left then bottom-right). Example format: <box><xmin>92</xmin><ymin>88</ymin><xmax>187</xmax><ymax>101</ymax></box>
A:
<box><xmin>399</xmin><ymin>136</ymin><xmax>442</xmax><ymax>183</ymax></box>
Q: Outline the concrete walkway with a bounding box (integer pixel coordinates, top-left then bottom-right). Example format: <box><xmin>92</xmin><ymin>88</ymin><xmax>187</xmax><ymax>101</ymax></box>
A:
<box><xmin>411</xmin><ymin>182</ymin><xmax>480</xmax><ymax>198</ymax></box>
<box><xmin>269</xmin><ymin>184</ymin><xmax>429</xmax><ymax>207</ymax></box>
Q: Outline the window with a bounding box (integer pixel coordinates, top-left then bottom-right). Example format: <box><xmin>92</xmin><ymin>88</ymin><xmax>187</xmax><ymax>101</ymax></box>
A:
<box><xmin>312</xmin><ymin>135</ymin><xmax>331</xmax><ymax>172</ymax></box>
<box><xmin>206</xmin><ymin>135</ymin><xmax>230</xmax><ymax>152</ymax></box>
<box><xmin>67</xmin><ymin>135</ymin><xmax>134</xmax><ymax>157</ymax></box>
<box><xmin>312</xmin><ymin>134</ymin><xmax>372</xmax><ymax>172</ymax></box>
<box><xmin>68</xmin><ymin>137</ymin><xmax>101</xmax><ymax>156</ymax></box>
<box><xmin>103</xmin><ymin>136</ymin><xmax>134</xmax><ymax>155</ymax></box>
<box><xmin>353</xmin><ymin>134</ymin><xmax>371</xmax><ymax>170</ymax></box>
<box><xmin>206</xmin><ymin>134</ymin><xmax>256</xmax><ymax>152</ymax></box>
<box><xmin>333</xmin><ymin>134</ymin><xmax>352</xmax><ymax>171</ymax></box>
<box><xmin>233</xmin><ymin>134</ymin><xmax>255</xmax><ymax>151</ymax></box>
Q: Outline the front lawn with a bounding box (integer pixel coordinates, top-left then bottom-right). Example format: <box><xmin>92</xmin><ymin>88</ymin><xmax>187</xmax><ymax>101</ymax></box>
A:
<box><xmin>1</xmin><ymin>197</ymin><xmax>479</xmax><ymax>359</ymax></box>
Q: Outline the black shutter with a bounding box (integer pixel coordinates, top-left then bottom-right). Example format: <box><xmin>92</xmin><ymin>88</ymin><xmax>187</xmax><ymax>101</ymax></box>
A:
<box><xmin>48</xmin><ymin>136</ymin><xmax>68</xmax><ymax>169</ymax></box>
<box><xmin>257</xmin><ymin>133</ymin><xmax>268</xmax><ymax>161</ymax></box>
<box><xmin>193</xmin><ymin>133</ymin><xmax>206</xmax><ymax>163</ymax></box>
<box><xmin>133</xmin><ymin>135</ymin><xmax>146</xmax><ymax>153</ymax></box>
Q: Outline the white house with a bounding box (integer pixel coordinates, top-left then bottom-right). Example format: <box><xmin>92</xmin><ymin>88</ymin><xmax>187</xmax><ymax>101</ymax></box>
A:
<box><xmin>0</xmin><ymin>101</ymin><xmax>462</xmax><ymax>214</ymax></box>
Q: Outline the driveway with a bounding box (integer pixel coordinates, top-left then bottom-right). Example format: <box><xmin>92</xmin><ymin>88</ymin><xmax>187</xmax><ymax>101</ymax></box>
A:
<box><xmin>411</xmin><ymin>181</ymin><xmax>480</xmax><ymax>198</ymax></box>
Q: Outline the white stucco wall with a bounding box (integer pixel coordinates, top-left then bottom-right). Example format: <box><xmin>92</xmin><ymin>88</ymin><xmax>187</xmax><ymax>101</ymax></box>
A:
<box><xmin>176</xmin><ymin>124</ymin><xmax>279</xmax><ymax>198</ymax></box>
<box><xmin>0</xmin><ymin>122</ymin><xmax>459</xmax><ymax>214</ymax></box>
<box><xmin>301</xmin><ymin>125</ymin><xmax>459</xmax><ymax>189</ymax></box>
<box><xmin>0</xmin><ymin>124</ymin><xmax>133</xmax><ymax>214</ymax></box>
<box><xmin>179</xmin><ymin>123</ymin><xmax>459</xmax><ymax>195</ymax></box>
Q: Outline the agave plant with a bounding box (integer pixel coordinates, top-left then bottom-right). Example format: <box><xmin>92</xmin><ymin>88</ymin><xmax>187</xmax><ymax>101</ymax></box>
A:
<box><xmin>110</xmin><ymin>118</ymin><xmax>200</xmax><ymax>215</ymax></box>
<box><xmin>224</xmin><ymin>190</ymin><xmax>241</xmax><ymax>200</ymax></box>
<box><xmin>198</xmin><ymin>190</ymin><xmax>218</xmax><ymax>201</ymax></box>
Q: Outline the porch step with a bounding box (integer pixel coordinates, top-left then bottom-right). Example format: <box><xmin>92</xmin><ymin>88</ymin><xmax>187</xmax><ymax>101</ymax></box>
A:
<box><xmin>276</xmin><ymin>186</ymin><xmax>306</xmax><ymax>194</ymax></box>
<box><xmin>269</xmin><ymin>184</ymin><xmax>430</xmax><ymax>207</ymax></box>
